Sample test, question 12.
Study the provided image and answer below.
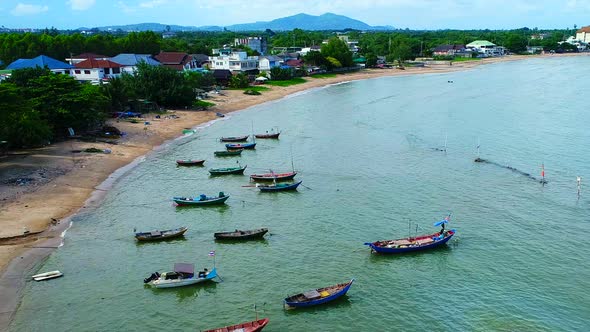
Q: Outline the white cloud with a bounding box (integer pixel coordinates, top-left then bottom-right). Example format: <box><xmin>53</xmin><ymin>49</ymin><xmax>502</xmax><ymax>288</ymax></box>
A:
<box><xmin>10</xmin><ymin>3</ymin><xmax>49</xmax><ymax>16</ymax></box>
<box><xmin>68</xmin><ymin>0</ymin><xmax>96</xmax><ymax>11</ymax></box>
<box><xmin>116</xmin><ymin>1</ymin><xmax>136</xmax><ymax>13</ymax></box>
<box><xmin>140</xmin><ymin>0</ymin><xmax>167</xmax><ymax>9</ymax></box>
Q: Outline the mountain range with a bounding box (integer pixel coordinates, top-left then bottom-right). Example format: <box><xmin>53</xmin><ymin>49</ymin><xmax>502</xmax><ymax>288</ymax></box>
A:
<box><xmin>82</xmin><ymin>13</ymin><xmax>393</xmax><ymax>32</ymax></box>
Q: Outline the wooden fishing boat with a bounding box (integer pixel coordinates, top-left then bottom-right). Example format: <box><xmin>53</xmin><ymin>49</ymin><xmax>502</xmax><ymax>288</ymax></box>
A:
<box><xmin>209</xmin><ymin>166</ymin><xmax>247</xmax><ymax>175</ymax></box>
<box><xmin>226</xmin><ymin>143</ymin><xmax>256</xmax><ymax>150</ymax></box>
<box><xmin>173</xmin><ymin>193</ymin><xmax>229</xmax><ymax>206</ymax></box>
<box><xmin>214</xmin><ymin>228</ymin><xmax>268</xmax><ymax>240</ymax></box>
<box><xmin>215</xmin><ymin>150</ymin><xmax>243</xmax><ymax>157</ymax></box>
<box><xmin>135</xmin><ymin>226</ymin><xmax>188</xmax><ymax>241</ymax></box>
<box><xmin>254</xmin><ymin>132</ymin><xmax>280</xmax><ymax>139</ymax></box>
<box><xmin>176</xmin><ymin>159</ymin><xmax>205</xmax><ymax>166</ymax></box>
<box><xmin>364</xmin><ymin>230</ymin><xmax>455</xmax><ymax>254</ymax></box>
<box><xmin>32</xmin><ymin>270</ymin><xmax>63</xmax><ymax>281</ymax></box>
<box><xmin>284</xmin><ymin>279</ymin><xmax>354</xmax><ymax>308</ymax></box>
<box><xmin>257</xmin><ymin>181</ymin><xmax>302</xmax><ymax>192</ymax></box>
<box><xmin>220</xmin><ymin>135</ymin><xmax>249</xmax><ymax>142</ymax></box>
<box><xmin>144</xmin><ymin>263</ymin><xmax>216</xmax><ymax>288</ymax></box>
<box><xmin>203</xmin><ymin>318</ymin><xmax>269</xmax><ymax>332</ymax></box>
<box><xmin>250</xmin><ymin>172</ymin><xmax>297</xmax><ymax>182</ymax></box>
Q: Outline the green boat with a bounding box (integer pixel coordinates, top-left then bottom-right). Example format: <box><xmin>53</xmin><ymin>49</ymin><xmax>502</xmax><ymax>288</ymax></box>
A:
<box><xmin>173</xmin><ymin>193</ymin><xmax>229</xmax><ymax>206</ymax></box>
<box><xmin>214</xmin><ymin>150</ymin><xmax>243</xmax><ymax>157</ymax></box>
<box><xmin>209</xmin><ymin>165</ymin><xmax>247</xmax><ymax>175</ymax></box>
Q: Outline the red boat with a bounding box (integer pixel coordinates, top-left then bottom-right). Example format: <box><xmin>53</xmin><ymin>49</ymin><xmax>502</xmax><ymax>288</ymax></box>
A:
<box><xmin>250</xmin><ymin>172</ymin><xmax>297</xmax><ymax>181</ymax></box>
<box><xmin>203</xmin><ymin>318</ymin><xmax>269</xmax><ymax>332</ymax></box>
<box><xmin>254</xmin><ymin>132</ymin><xmax>280</xmax><ymax>139</ymax></box>
<box><xmin>176</xmin><ymin>159</ymin><xmax>205</xmax><ymax>166</ymax></box>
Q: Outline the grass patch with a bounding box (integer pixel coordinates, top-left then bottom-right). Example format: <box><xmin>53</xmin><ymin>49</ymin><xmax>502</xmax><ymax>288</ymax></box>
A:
<box><xmin>266</xmin><ymin>78</ymin><xmax>307</xmax><ymax>87</ymax></box>
<box><xmin>310</xmin><ymin>73</ymin><xmax>337</xmax><ymax>79</ymax></box>
<box><xmin>193</xmin><ymin>100</ymin><xmax>216</xmax><ymax>108</ymax></box>
<box><xmin>451</xmin><ymin>58</ymin><xmax>483</xmax><ymax>62</ymax></box>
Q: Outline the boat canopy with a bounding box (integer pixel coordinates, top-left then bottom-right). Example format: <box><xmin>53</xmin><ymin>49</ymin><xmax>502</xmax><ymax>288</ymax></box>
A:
<box><xmin>174</xmin><ymin>263</ymin><xmax>194</xmax><ymax>274</ymax></box>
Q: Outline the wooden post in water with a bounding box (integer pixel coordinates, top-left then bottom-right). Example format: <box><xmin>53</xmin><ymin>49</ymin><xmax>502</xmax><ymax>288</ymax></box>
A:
<box><xmin>577</xmin><ymin>176</ymin><xmax>582</xmax><ymax>198</ymax></box>
<box><xmin>541</xmin><ymin>163</ymin><xmax>546</xmax><ymax>185</ymax></box>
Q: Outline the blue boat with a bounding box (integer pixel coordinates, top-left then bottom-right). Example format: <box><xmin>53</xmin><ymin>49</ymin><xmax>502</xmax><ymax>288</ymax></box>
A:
<box><xmin>284</xmin><ymin>279</ymin><xmax>354</xmax><ymax>308</ymax></box>
<box><xmin>226</xmin><ymin>143</ymin><xmax>256</xmax><ymax>150</ymax></box>
<box><xmin>364</xmin><ymin>215</ymin><xmax>455</xmax><ymax>254</ymax></box>
<box><xmin>257</xmin><ymin>181</ymin><xmax>302</xmax><ymax>192</ymax></box>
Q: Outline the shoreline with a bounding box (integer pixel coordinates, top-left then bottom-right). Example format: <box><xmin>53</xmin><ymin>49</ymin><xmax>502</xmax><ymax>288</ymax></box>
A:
<box><xmin>0</xmin><ymin>52</ymin><xmax>587</xmax><ymax>329</ymax></box>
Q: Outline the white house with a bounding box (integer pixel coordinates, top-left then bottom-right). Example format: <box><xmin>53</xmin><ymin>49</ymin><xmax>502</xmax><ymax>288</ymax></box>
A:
<box><xmin>258</xmin><ymin>56</ymin><xmax>282</xmax><ymax>71</ymax></box>
<box><xmin>576</xmin><ymin>26</ymin><xmax>590</xmax><ymax>43</ymax></box>
<box><xmin>65</xmin><ymin>53</ymin><xmax>109</xmax><ymax>65</ymax></box>
<box><xmin>466</xmin><ymin>40</ymin><xmax>505</xmax><ymax>57</ymax></box>
<box><xmin>72</xmin><ymin>58</ymin><xmax>123</xmax><ymax>83</ymax></box>
<box><xmin>208</xmin><ymin>52</ymin><xmax>259</xmax><ymax>72</ymax></box>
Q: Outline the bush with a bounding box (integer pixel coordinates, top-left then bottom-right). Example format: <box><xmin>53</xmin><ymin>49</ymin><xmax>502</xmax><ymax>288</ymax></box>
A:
<box><xmin>244</xmin><ymin>89</ymin><xmax>261</xmax><ymax>95</ymax></box>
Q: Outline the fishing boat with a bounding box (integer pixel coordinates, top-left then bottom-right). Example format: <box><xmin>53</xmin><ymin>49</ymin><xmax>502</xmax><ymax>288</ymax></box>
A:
<box><xmin>176</xmin><ymin>159</ymin><xmax>205</xmax><ymax>166</ymax></box>
<box><xmin>144</xmin><ymin>263</ymin><xmax>216</xmax><ymax>288</ymax></box>
<box><xmin>214</xmin><ymin>228</ymin><xmax>268</xmax><ymax>240</ymax></box>
<box><xmin>173</xmin><ymin>193</ymin><xmax>229</xmax><ymax>206</ymax></box>
<box><xmin>254</xmin><ymin>132</ymin><xmax>280</xmax><ymax>139</ymax></box>
<box><xmin>209</xmin><ymin>165</ymin><xmax>247</xmax><ymax>175</ymax></box>
<box><xmin>135</xmin><ymin>226</ymin><xmax>188</xmax><ymax>241</ymax></box>
<box><xmin>32</xmin><ymin>270</ymin><xmax>63</xmax><ymax>281</ymax></box>
<box><xmin>214</xmin><ymin>150</ymin><xmax>243</xmax><ymax>157</ymax></box>
<box><xmin>250</xmin><ymin>172</ymin><xmax>297</xmax><ymax>182</ymax></box>
<box><xmin>226</xmin><ymin>143</ymin><xmax>256</xmax><ymax>150</ymax></box>
<box><xmin>364</xmin><ymin>215</ymin><xmax>455</xmax><ymax>254</ymax></box>
<box><xmin>220</xmin><ymin>135</ymin><xmax>249</xmax><ymax>142</ymax></box>
<box><xmin>284</xmin><ymin>279</ymin><xmax>354</xmax><ymax>308</ymax></box>
<box><xmin>257</xmin><ymin>181</ymin><xmax>302</xmax><ymax>192</ymax></box>
<box><xmin>203</xmin><ymin>318</ymin><xmax>269</xmax><ymax>332</ymax></box>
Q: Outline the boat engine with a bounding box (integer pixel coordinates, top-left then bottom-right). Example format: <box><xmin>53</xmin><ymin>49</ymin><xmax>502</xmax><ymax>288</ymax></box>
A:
<box><xmin>143</xmin><ymin>272</ymin><xmax>160</xmax><ymax>283</ymax></box>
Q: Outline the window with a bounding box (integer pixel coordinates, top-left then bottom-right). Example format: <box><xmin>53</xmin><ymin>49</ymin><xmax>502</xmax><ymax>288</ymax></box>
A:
<box><xmin>64</xmin><ymin>70</ymin><xmax>70</xmax><ymax>74</ymax></box>
<box><xmin>75</xmin><ymin>70</ymin><xmax>81</xmax><ymax>74</ymax></box>
<box><xmin>112</xmin><ymin>68</ymin><xmax>120</xmax><ymax>74</ymax></box>
<box><xmin>84</xmin><ymin>70</ymin><xmax>90</xmax><ymax>74</ymax></box>
<box><xmin>104</xmin><ymin>68</ymin><xmax>110</xmax><ymax>75</ymax></box>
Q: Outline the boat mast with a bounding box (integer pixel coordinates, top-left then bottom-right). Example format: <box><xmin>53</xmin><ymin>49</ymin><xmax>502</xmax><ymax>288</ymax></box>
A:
<box><xmin>477</xmin><ymin>137</ymin><xmax>480</xmax><ymax>158</ymax></box>
<box><xmin>443</xmin><ymin>134</ymin><xmax>448</xmax><ymax>152</ymax></box>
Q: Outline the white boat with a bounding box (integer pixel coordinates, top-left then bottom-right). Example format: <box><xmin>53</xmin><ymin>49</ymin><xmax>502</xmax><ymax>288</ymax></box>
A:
<box><xmin>144</xmin><ymin>263</ymin><xmax>217</xmax><ymax>289</ymax></box>
<box><xmin>32</xmin><ymin>270</ymin><xmax>63</xmax><ymax>281</ymax></box>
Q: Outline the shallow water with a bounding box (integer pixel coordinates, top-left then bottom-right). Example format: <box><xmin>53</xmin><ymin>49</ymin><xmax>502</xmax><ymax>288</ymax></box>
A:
<box><xmin>10</xmin><ymin>57</ymin><xmax>590</xmax><ymax>331</ymax></box>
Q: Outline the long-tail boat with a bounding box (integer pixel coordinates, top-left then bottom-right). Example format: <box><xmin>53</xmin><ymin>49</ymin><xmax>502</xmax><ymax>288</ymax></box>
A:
<box><xmin>250</xmin><ymin>172</ymin><xmax>297</xmax><ymax>182</ymax></box>
<box><xmin>214</xmin><ymin>150</ymin><xmax>243</xmax><ymax>157</ymax></box>
<box><xmin>257</xmin><ymin>181</ymin><xmax>302</xmax><ymax>192</ymax></box>
<box><xmin>284</xmin><ymin>279</ymin><xmax>354</xmax><ymax>308</ymax></box>
<box><xmin>226</xmin><ymin>143</ymin><xmax>256</xmax><ymax>150</ymax></box>
<box><xmin>135</xmin><ymin>226</ymin><xmax>188</xmax><ymax>241</ymax></box>
<box><xmin>173</xmin><ymin>193</ymin><xmax>229</xmax><ymax>206</ymax></box>
<box><xmin>214</xmin><ymin>228</ymin><xmax>268</xmax><ymax>240</ymax></box>
<box><xmin>203</xmin><ymin>318</ymin><xmax>269</xmax><ymax>332</ymax></box>
<box><xmin>254</xmin><ymin>132</ymin><xmax>280</xmax><ymax>139</ymax></box>
<box><xmin>176</xmin><ymin>159</ymin><xmax>205</xmax><ymax>166</ymax></box>
<box><xmin>209</xmin><ymin>165</ymin><xmax>247</xmax><ymax>175</ymax></box>
<box><xmin>220</xmin><ymin>135</ymin><xmax>249</xmax><ymax>142</ymax></box>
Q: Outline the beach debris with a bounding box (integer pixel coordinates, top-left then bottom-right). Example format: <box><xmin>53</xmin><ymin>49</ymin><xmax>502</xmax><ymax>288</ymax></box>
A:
<box><xmin>84</xmin><ymin>147</ymin><xmax>111</xmax><ymax>154</ymax></box>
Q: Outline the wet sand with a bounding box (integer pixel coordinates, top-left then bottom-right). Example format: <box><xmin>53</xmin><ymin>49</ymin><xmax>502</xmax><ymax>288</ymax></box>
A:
<box><xmin>0</xmin><ymin>53</ymin><xmax>586</xmax><ymax>329</ymax></box>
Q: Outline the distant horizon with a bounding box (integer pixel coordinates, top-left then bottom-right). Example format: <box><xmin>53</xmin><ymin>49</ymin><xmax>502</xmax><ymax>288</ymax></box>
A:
<box><xmin>0</xmin><ymin>1</ymin><xmax>588</xmax><ymax>31</ymax></box>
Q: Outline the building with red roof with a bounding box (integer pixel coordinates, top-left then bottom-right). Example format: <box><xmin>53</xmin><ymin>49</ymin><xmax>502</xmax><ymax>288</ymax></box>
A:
<box><xmin>73</xmin><ymin>58</ymin><xmax>122</xmax><ymax>83</ymax></box>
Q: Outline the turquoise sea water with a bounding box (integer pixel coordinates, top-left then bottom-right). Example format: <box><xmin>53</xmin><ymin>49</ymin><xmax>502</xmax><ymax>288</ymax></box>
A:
<box><xmin>9</xmin><ymin>57</ymin><xmax>590</xmax><ymax>331</ymax></box>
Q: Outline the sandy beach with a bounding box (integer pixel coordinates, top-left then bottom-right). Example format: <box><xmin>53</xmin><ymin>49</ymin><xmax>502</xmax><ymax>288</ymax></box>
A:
<box><xmin>0</xmin><ymin>53</ymin><xmax>586</xmax><ymax>328</ymax></box>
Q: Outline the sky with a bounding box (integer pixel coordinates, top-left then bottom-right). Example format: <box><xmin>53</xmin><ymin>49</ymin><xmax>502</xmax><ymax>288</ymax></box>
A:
<box><xmin>0</xmin><ymin>0</ymin><xmax>589</xmax><ymax>30</ymax></box>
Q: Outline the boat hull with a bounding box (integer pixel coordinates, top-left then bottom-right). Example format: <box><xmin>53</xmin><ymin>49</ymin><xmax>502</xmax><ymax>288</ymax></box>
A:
<box><xmin>150</xmin><ymin>268</ymin><xmax>217</xmax><ymax>289</ymax></box>
<box><xmin>203</xmin><ymin>318</ymin><xmax>269</xmax><ymax>332</ymax></box>
<box><xmin>214</xmin><ymin>228</ymin><xmax>268</xmax><ymax>240</ymax></box>
<box><xmin>250</xmin><ymin>172</ymin><xmax>297</xmax><ymax>182</ymax></box>
<box><xmin>365</xmin><ymin>231</ymin><xmax>455</xmax><ymax>254</ymax></box>
<box><xmin>220</xmin><ymin>135</ymin><xmax>249</xmax><ymax>142</ymax></box>
<box><xmin>226</xmin><ymin>143</ymin><xmax>256</xmax><ymax>150</ymax></box>
<box><xmin>258</xmin><ymin>181</ymin><xmax>302</xmax><ymax>192</ymax></box>
<box><xmin>135</xmin><ymin>227</ymin><xmax>187</xmax><ymax>241</ymax></box>
<box><xmin>254</xmin><ymin>133</ymin><xmax>280</xmax><ymax>139</ymax></box>
<box><xmin>285</xmin><ymin>279</ymin><xmax>354</xmax><ymax>308</ymax></box>
<box><xmin>173</xmin><ymin>195</ymin><xmax>229</xmax><ymax>206</ymax></box>
<box><xmin>214</xmin><ymin>150</ymin><xmax>242</xmax><ymax>157</ymax></box>
<box><xmin>32</xmin><ymin>270</ymin><xmax>63</xmax><ymax>281</ymax></box>
<box><xmin>209</xmin><ymin>166</ymin><xmax>246</xmax><ymax>175</ymax></box>
<box><xmin>176</xmin><ymin>160</ymin><xmax>205</xmax><ymax>166</ymax></box>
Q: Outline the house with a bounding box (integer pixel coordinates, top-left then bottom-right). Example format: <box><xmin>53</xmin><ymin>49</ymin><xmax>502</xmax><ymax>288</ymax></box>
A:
<box><xmin>212</xmin><ymin>69</ymin><xmax>233</xmax><ymax>86</ymax></box>
<box><xmin>285</xmin><ymin>59</ymin><xmax>303</xmax><ymax>68</ymax></box>
<box><xmin>65</xmin><ymin>53</ymin><xmax>109</xmax><ymax>65</ymax></box>
<box><xmin>299</xmin><ymin>46</ymin><xmax>321</xmax><ymax>56</ymax></box>
<box><xmin>433</xmin><ymin>44</ymin><xmax>472</xmax><ymax>57</ymax></box>
<box><xmin>72</xmin><ymin>58</ymin><xmax>123</xmax><ymax>83</ymax></box>
<box><xmin>466</xmin><ymin>40</ymin><xmax>504</xmax><ymax>57</ymax></box>
<box><xmin>109</xmin><ymin>53</ymin><xmax>160</xmax><ymax>74</ymax></box>
<box><xmin>576</xmin><ymin>26</ymin><xmax>590</xmax><ymax>43</ymax></box>
<box><xmin>258</xmin><ymin>56</ymin><xmax>282</xmax><ymax>71</ymax></box>
<box><xmin>234</xmin><ymin>36</ymin><xmax>267</xmax><ymax>55</ymax></box>
<box><xmin>208</xmin><ymin>52</ymin><xmax>259</xmax><ymax>73</ymax></box>
<box><xmin>6</xmin><ymin>55</ymin><xmax>73</xmax><ymax>75</ymax></box>
<box><xmin>191</xmin><ymin>54</ymin><xmax>210</xmax><ymax>68</ymax></box>
<box><xmin>154</xmin><ymin>52</ymin><xmax>196</xmax><ymax>71</ymax></box>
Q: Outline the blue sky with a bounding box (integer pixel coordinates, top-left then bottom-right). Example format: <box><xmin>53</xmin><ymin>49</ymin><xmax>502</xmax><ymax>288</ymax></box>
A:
<box><xmin>0</xmin><ymin>0</ymin><xmax>589</xmax><ymax>30</ymax></box>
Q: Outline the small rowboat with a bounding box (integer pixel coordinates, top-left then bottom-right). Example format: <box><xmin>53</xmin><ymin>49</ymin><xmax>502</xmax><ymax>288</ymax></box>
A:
<box><xmin>173</xmin><ymin>193</ymin><xmax>229</xmax><ymax>206</ymax></box>
<box><xmin>226</xmin><ymin>143</ymin><xmax>256</xmax><ymax>150</ymax></box>
<box><xmin>203</xmin><ymin>318</ymin><xmax>269</xmax><ymax>332</ymax></box>
<box><xmin>254</xmin><ymin>132</ymin><xmax>280</xmax><ymax>139</ymax></box>
<box><xmin>176</xmin><ymin>159</ymin><xmax>205</xmax><ymax>166</ymax></box>
<box><xmin>214</xmin><ymin>228</ymin><xmax>268</xmax><ymax>240</ymax></box>
<box><xmin>209</xmin><ymin>166</ymin><xmax>247</xmax><ymax>175</ymax></box>
<box><xmin>257</xmin><ymin>181</ymin><xmax>302</xmax><ymax>192</ymax></box>
<box><xmin>364</xmin><ymin>230</ymin><xmax>455</xmax><ymax>254</ymax></box>
<box><xmin>285</xmin><ymin>279</ymin><xmax>354</xmax><ymax>308</ymax></box>
<box><xmin>220</xmin><ymin>135</ymin><xmax>249</xmax><ymax>142</ymax></box>
<box><xmin>250</xmin><ymin>172</ymin><xmax>297</xmax><ymax>182</ymax></box>
<box><xmin>32</xmin><ymin>270</ymin><xmax>63</xmax><ymax>281</ymax></box>
<box><xmin>135</xmin><ymin>227</ymin><xmax>187</xmax><ymax>241</ymax></box>
<box><xmin>215</xmin><ymin>150</ymin><xmax>243</xmax><ymax>157</ymax></box>
<box><xmin>144</xmin><ymin>263</ymin><xmax>216</xmax><ymax>288</ymax></box>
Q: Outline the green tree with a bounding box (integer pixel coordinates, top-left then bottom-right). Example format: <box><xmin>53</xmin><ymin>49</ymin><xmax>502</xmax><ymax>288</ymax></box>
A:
<box><xmin>321</xmin><ymin>37</ymin><xmax>353</xmax><ymax>67</ymax></box>
<box><xmin>229</xmin><ymin>72</ymin><xmax>250</xmax><ymax>88</ymax></box>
